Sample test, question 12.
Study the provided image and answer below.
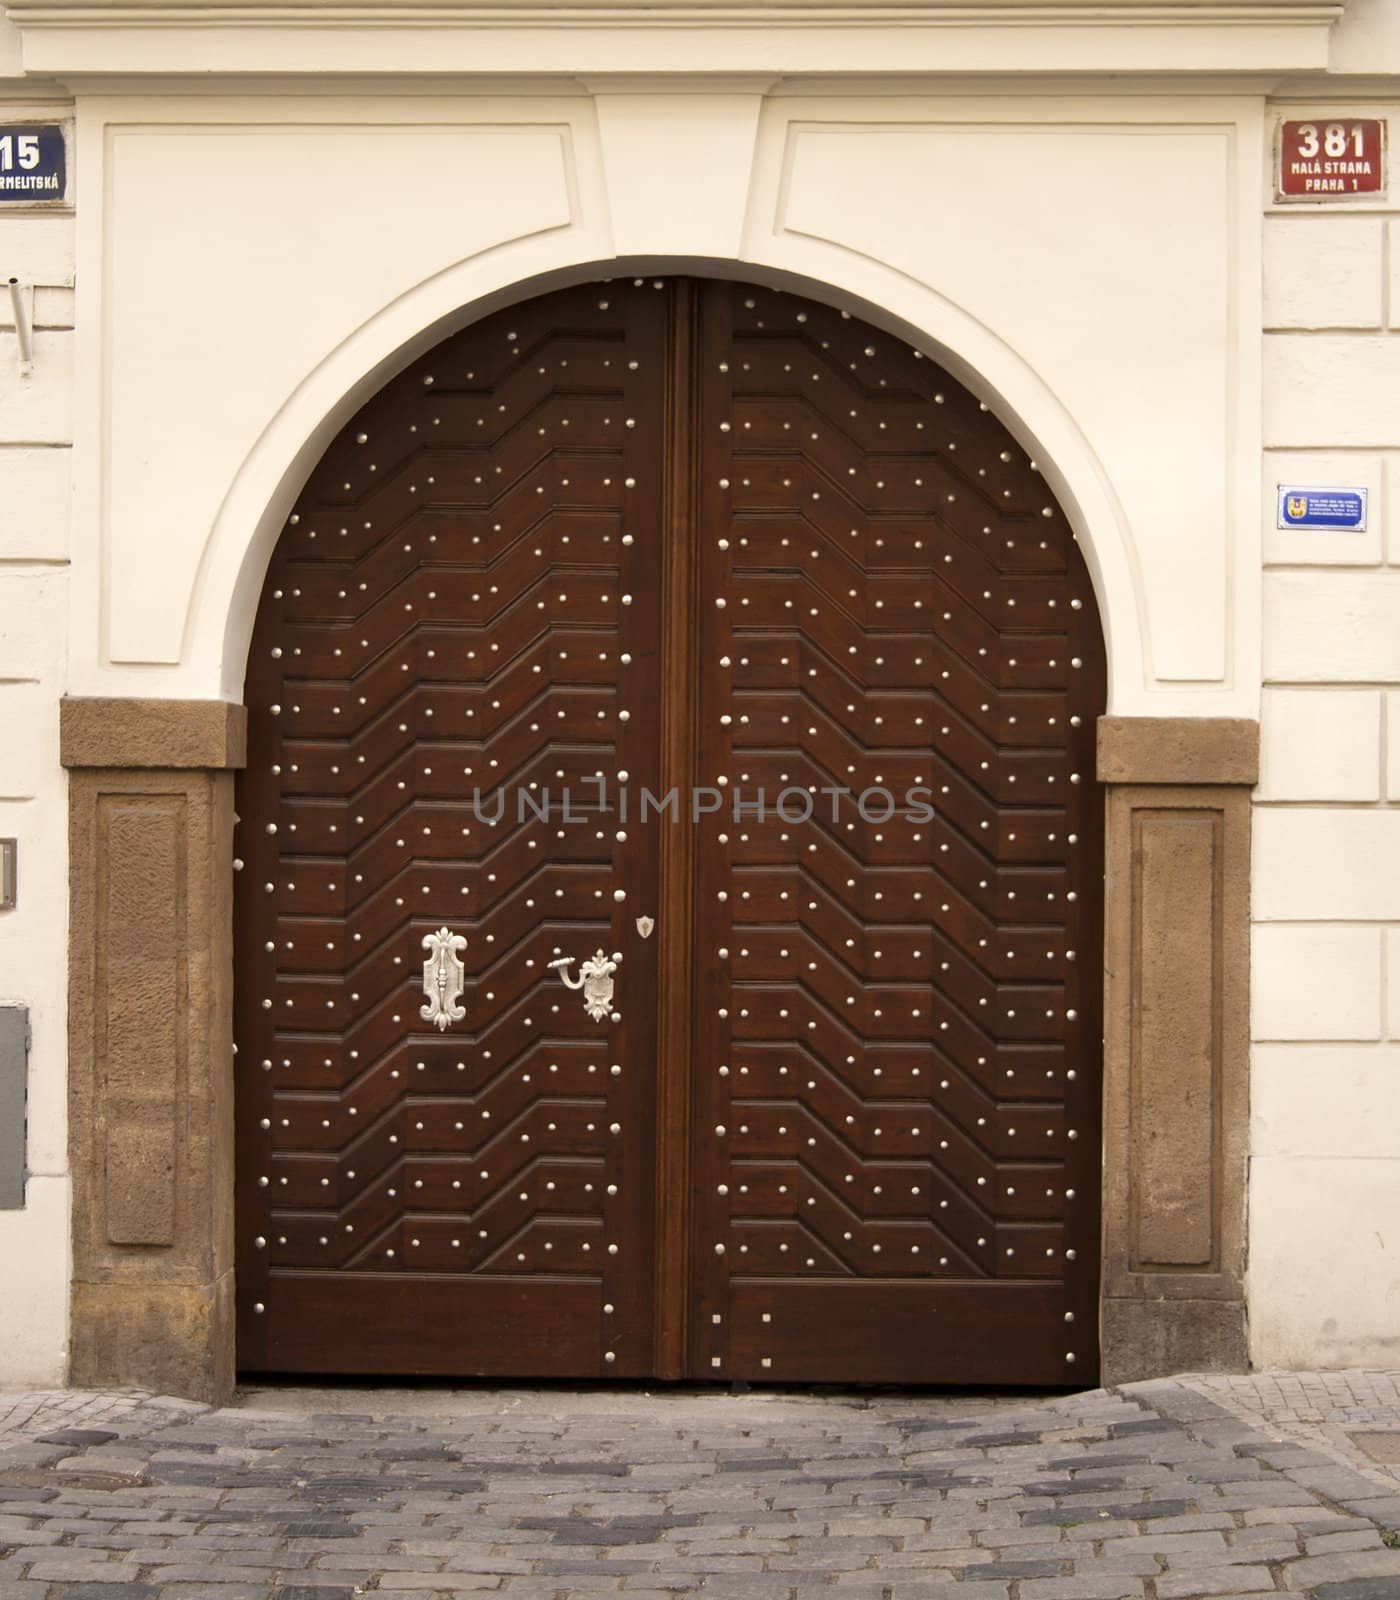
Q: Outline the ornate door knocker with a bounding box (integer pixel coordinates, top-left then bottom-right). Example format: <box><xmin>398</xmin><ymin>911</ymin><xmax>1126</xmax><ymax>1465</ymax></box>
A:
<box><xmin>420</xmin><ymin>927</ymin><xmax>468</xmax><ymax>1031</ymax></box>
<box><xmin>550</xmin><ymin>948</ymin><xmax>623</xmax><ymax>1023</ymax></box>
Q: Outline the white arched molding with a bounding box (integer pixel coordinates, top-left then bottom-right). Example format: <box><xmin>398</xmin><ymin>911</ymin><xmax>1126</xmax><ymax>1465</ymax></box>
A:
<box><xmin>71</xmin><ymin>91</ymin><xmax>1259</xmax><ymax>720</ymax></box>
<box><xmin>197</xmin><ymin>246</ymin><xmax>1143</xmax><ymax>711</ymax></box>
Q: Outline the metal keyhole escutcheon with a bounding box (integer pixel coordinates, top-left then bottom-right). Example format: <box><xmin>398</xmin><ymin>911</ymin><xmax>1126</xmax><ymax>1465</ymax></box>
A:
<box><xmin>420</xmin><ymin>927</ymin><xmax>468</xmax><ymax>1030</ymax></box>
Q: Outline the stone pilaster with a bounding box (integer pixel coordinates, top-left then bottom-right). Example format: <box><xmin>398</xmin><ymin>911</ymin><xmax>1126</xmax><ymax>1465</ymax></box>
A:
<box><xmin>62</xmin><ymin>698</ymin><xmax>245</xmax><ymax>1404</ymax></box>
<box><xmin>1097</xmin><ymin>716</ymin><xmax>1257</xmax><ymax>1384</ymax></box>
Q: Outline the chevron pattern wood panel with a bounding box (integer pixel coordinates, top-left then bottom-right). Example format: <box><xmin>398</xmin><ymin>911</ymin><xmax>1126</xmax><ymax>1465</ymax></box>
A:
<box><xmin>236</xmin><ymin>283</ymin><xmax>670</xmax><ymax>1376</ymax></box>
<box><xmin>234</xmin><ymin>276</ymin><xmax>1105</xmax><ymax>1383</ymax></box>
<box><xmin>687</xmin><ymin>283</ymin><xmax>1105</xmax><ymax>1384</ymax></box>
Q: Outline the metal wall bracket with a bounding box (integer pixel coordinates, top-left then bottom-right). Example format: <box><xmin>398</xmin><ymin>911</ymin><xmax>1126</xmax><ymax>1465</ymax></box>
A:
<box><xmin>7</xmin><ymin>280</ymin><xmax>33</xmax><ymax>378</ymax></box>
<box><xmin>0</xmin><ymin>839</ymin><xmax>15</xmax><ymax>911</ymax></box>
<box><xmin>0</xmin><ymin>1006</ymin><xmax>29</xmax><ymax>1209</ymax></box>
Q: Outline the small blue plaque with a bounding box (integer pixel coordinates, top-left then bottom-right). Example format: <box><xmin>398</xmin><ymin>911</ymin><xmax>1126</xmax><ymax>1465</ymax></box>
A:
<box><xmin>1276</xmin><ymin>485</ymin><xmax>1368</xmax><ymax>531</ymax></box>
<box><xmin>0</xmin><ymin>125</ymin><xmax>66</xmax><ymax>203</ymax></box>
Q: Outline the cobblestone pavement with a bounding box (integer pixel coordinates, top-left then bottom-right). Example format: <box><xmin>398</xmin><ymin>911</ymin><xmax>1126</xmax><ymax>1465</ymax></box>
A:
<box><xmin>0</xmin><ymin>1390</ymin><xmax>159</xmax><ymax>1444</ymax></box>
<box><xmin>4</xmin><ymin>1376</ymin><xmax>1400</xmax><ymax>1599</ymax></box>
<box><xmin>1184</xmin><ymin>1373</ymin><xmax>1400</xmax><ymax>1494</ymax></box>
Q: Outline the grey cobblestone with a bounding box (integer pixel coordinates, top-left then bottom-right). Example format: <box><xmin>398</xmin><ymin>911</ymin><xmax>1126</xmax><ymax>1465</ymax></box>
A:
<box><xmin>1155</xmin><ymin>1570</ymin><xmax>1277</xmax><ymax>1598</ymax></box>
<box><xmin>1304</xmin><ymin>1529</ymin><xmax>1386</xmax><ymax>1553</ymax></box>
<box><xmin>1282</xmin><ymin>1548</ymin><xmax>1400</xmax><ymax>1586</ymax></box>
<box><xmin>1312</xmin><ymin>1582</ymin><xmax>1400</xmax><ymax>1600</ymax></box>
<box><xmin>50</xmin><ymin>1588</ymin><xmax>165</xmax><ymax>1600</ymax></box>
<box><xmin>1020</xmin><ymin>1578</ymin><xmax>1145</xmax><ymax>1599</ymax></box>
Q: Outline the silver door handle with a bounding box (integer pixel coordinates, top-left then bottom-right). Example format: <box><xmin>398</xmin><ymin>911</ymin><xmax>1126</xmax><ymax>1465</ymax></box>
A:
<box><xmin>549</xmin><ymin>948</ymin><xmax>622</xmax><ymax>1023</ymax></box>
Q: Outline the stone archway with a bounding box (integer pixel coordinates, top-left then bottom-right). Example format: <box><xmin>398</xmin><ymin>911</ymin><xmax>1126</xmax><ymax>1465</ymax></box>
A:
<box><xmin>60</xmin><ymin>270</ymin><xmax>1254</xmax><ymax>1402</ymax></box>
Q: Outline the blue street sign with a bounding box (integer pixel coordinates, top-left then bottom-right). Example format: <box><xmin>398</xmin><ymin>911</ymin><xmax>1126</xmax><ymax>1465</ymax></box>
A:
<box><xmin>1276</xmin><ymin>485</ymin><xmax>1368</xmax><ymax>531</ymax></box>
<box><xmin>0</xmin><ymin>126</ymin><xmax>66</xmax><ymax>203</ymax></box>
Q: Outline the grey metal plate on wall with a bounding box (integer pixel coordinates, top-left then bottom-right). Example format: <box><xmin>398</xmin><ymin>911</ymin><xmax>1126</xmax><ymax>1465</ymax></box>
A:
<box><xmin>0</xmin><ymin>1006</ymin><xmax>28</xmax><ymax>1209</ymax></box>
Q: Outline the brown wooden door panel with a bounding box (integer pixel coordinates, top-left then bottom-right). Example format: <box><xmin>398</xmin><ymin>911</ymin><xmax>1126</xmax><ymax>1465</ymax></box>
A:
<box><xmin>236</xmin><ymin>275</ymin><xmax>1104</xmax><ymax>1384</ymax></box>
<box><xmin>722</xmin><ymin>1281</ymin><xmax>1068</xmax><ymax>1385</ymax></box>
<box><xmin>237</xmin><ymin>281</ymin><xmax>669</xmax><ymax>1378</ymax></box>
<box><xmin>685</xmin><ymin>280</ymin><xmax>1102</xmax><ymax>1387</ymax></box>
<box><xmin>258</xmin><ymin>1277</ymin><xmax>608</xmax><ymax>1378</ymax></box>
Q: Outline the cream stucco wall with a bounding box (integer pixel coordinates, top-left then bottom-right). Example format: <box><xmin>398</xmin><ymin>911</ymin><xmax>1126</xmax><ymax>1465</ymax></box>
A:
<box><xmin>69</xmin><ymin>89</ymin><xmax>1262</xmax><ymax>719</ymax></box>
<box><xmin>1251</xmin><ymin>108</ymin><xmax>1400</xmax><ymax>1369</ymax></box>
<box><xmin>0</xmin><ymin>0</ymin><xmax>1397</xmax><ymax>1385</ymax></box>
<box><xmin>0</xmin><ymin>81</ymin><xmax>73</xmax><ymax>1385</ymax></box>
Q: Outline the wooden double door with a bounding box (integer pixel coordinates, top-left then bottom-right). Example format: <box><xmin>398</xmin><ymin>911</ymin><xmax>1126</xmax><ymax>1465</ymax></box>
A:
<box><xmin>234</xmin><ymin>277</ymin><xmax>1105</xmax><ymax>1384</ymax></box>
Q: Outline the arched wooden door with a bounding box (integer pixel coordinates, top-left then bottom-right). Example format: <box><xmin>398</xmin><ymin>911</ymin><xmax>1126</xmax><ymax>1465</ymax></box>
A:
<box><xmin>234</xmin><ymin>277</ymin><xmax>1106</xmax><ymax>1384</ymax></box>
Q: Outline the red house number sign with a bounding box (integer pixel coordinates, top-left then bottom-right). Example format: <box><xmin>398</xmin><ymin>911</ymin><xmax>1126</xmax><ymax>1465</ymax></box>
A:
<box><xmin>1277</xmin><ymin>119</ymin><xmax>1386</xmax><ymax>201</ymax></box>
